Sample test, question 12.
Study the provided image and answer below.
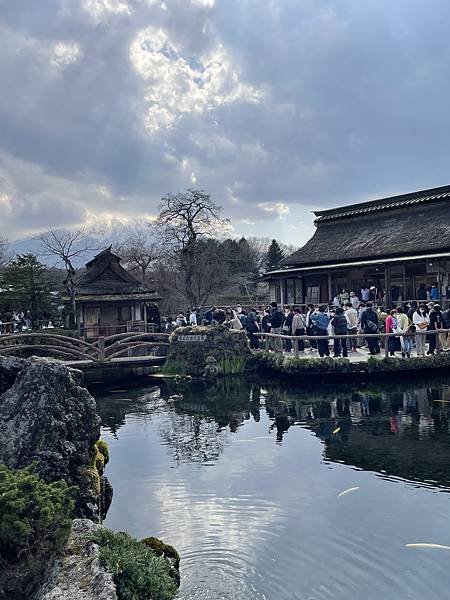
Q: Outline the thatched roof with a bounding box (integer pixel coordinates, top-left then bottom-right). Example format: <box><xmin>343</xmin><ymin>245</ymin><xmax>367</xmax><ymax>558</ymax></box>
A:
<box><xmin>77</xmin><ymin>247</ymin><xmax>156</xmax><ymax>296</ymax></box>
<box><xmin>282</xmin><ymin>185</ymin><xmax>450</xmax><ymax>268</ymax></box>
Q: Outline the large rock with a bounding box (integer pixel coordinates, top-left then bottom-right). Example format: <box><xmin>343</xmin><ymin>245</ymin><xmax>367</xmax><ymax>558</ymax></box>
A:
<box><xmin>167</xmin><ymin>324</ymin><xmax>251</xmax><ymax>376</ymax></box>
<box><xmin>37</xmin><ymin>519</ymin><xmax>118</xmax><ymax>600</ymax></box>
<box><xmin>0</xmin><ymin>357</ymin><xmax>102</xmax><ymax>520</ymax></box>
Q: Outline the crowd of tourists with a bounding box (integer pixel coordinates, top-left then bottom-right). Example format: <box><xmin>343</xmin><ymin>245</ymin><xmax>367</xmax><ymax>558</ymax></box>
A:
<box><xmin>0</xmin><ymin>310</ymin><xmax>55</xmax><ymax>334</ymax></box>
<box><xmin>164</xmin><ymin>284</ymin><xmax>449</xmax><ymax>359</ymax></box>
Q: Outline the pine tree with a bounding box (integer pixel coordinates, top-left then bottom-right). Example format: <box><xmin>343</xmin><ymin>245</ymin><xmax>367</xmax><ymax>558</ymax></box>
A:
<box><xmin>1</xmin><ymin>254</ymin><xmax>51</xmax><ymax>320</ymax></box>
<box><xmin>265</xmin><ymin>239</ymin><xmax>285</xmax><ymax>270</ymax></box>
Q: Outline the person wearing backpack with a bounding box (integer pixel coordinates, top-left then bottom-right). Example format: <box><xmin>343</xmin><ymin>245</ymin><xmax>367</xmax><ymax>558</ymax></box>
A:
<box><xmin>331</xmin><ymin>307</ymin><xmax>349</xmax><ymax>357</ymax></box>
<box><xmin>360</xmin><ymin>301</ymin><xmax>380</xmax><ymax>355</ymax></box>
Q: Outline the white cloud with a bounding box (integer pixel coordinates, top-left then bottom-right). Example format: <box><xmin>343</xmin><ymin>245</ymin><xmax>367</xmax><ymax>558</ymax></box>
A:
<box><xmin>257</xmin><ymin>202</ymin><xmax>290</xmax><ymax>218</ymax></box>
<box><xmin>52</xmin><ymin>42</ymin><xmax>82</xmax><ymax>69</ymax></box>
<box><xmin>129</xmin><ymin>25</ymin><xmax>262</xmax><ymax>132</ymax></box>
<box><xmin>82</xmin><ymin>0</ymin><xmax>132</xmax><ymax>22</ymax></box>
<box><xmin>191</xmin><ymin>0</ymin><xmax>215</xmax><ymax>7</ymax></box>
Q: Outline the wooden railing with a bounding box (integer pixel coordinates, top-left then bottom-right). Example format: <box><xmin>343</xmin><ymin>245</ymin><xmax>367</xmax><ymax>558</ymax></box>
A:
<box><xmin>80</xmin><ymin>322</ymin><xmax>157</xmax><ymax>338</ymax></box>
<box><xmin>256</xmin><ymin>329</ymin><xmax>450</xmax><ymax>359</ymax></box>
<box><xmin>0</xmin><ymin>331</ymin><xmax>169</xmax><ymax>363</ymax></box>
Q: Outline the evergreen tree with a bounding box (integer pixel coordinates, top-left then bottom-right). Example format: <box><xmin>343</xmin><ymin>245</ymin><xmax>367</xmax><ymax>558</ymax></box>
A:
<box><xmin>1</xmin><ymin>254</ymin><xmax>51</xmax><ymax>320</ymax></box>
<box><xmin>265</xmin><ymin>239</ymin><xmax>285</xmax><ymax>270</ymax></box>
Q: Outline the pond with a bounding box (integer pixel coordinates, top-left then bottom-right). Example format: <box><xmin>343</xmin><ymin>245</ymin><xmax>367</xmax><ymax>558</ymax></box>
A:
<box><xmin>96</xmin><ymin>376</ymin><xmax>450</xmax><ymax>600</ymax></box>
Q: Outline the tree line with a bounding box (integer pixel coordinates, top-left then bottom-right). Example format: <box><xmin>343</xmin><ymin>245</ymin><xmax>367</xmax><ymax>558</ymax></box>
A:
<box><xmin>0</xmin><ymin>189</ymin><xmax>296</xmax><ymax>326</ymax></box>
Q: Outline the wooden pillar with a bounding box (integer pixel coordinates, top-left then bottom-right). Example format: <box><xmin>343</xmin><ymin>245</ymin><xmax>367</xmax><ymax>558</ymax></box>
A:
<box><xmin>280</xmin><ymin>278</ymin><xmax>285</xmax><ymax>309</ymax></box>
<box><xmin>402</xmin><ymin>263</ymin><xmax>406</xmax><ymax>303</ymax></box>
<box><xmin>327</xmin><ymin>272</ymin><xmax>332</xmax><ymax>303</ymax></box>
<box><xmin>384</xmin><ymin>263</ymin><xmax>392</xmax><ymax>309</ymax></box>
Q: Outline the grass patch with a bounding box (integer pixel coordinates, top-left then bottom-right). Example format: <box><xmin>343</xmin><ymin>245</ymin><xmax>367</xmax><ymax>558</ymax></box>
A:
<box><xmin>217</xmin><ymin>356</ymin><xmax>246</xmax><ymax>375</ymax></box>
<box><xmin>91</xmin><ymin>528</ymin><xmax>178</xmax><ymax>600</ymax></box>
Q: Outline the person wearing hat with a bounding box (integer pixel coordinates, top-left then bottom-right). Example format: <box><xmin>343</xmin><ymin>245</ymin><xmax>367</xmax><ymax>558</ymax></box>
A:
<box><xmin>369</xmin><ymin>286</ymin><xmax>378</xmax><ymax>302</ymax></box>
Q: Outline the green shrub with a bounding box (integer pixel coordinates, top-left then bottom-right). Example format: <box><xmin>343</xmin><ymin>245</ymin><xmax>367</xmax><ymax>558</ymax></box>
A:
<box><xmin>91</xmin><ymin>528</ymin><xmax>178</xmax><ymax>600</ymax></box>
<box><xmin>0</xmin><ymin>464</ymin><xmax>75</xmax><ymax>597</ymax></box>
<box><xmin>0</xmin><ymin>464</ymin><xmax>74</xmax><ymax>563</ymax></box>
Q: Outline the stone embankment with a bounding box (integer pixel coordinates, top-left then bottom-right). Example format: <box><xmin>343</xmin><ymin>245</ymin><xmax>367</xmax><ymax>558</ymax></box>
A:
<box><xmin>37</xmin><ymin>519</ymin><xmax>118</xmax><ymax>600</ymax></box>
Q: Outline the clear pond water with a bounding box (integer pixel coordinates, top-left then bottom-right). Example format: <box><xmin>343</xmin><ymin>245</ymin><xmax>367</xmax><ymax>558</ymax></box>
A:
<box><xmin>96</xmin><ymin>376</ymin><xmax>450</xmax><ymax>600</ymax></box>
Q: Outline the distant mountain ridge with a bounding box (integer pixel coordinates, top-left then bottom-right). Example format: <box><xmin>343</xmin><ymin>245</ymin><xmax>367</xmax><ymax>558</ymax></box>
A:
<box><xmin>9</xmin><ymin>219</ymin><xmax>148</xmax><ymax>268</ymax></box>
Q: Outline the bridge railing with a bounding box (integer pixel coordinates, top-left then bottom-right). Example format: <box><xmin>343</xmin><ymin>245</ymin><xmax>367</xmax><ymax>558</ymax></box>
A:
<box><xmin>0</xmin><ymin>331</ymin><xmax>170</xmax><ymax>363</ymax></box>
<box><xmin>256</xmin><ymin>329</ymin><xmax>450</xmax><ymax>359</ymax></box>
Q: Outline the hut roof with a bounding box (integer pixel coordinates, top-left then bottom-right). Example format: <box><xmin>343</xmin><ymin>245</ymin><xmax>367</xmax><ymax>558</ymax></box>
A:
<box><xmin>281</xmin><ymin>186</ymin><xmax>450</xmax><ymax>269</ymax></box>
<box><xmin>77</xmin><ymin>247</ymin><xmax>155</xmax><ymax>296</ymax></box>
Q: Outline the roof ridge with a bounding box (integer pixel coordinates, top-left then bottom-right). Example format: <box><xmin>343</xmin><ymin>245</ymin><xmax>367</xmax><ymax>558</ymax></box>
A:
<box><xmin>314</xmin><ymin>185</ymin><xmax>450</xmax><ymax>222</ymax></box>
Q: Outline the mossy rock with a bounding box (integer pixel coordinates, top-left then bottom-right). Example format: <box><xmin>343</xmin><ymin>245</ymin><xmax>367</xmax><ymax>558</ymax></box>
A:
<box><xmin>167</xmin><ymin>325</ymin><xmax>250</xmax><ymax>377</ymax></box>
<box><xmin>141</xmin><ymin>537</ymin><xmax>180</xmax><ymax>569</ymax></box>
<box><xmin>95</xmin><ymin>440</ymin><xmax>109</xmax><ymax>467</ymax></box>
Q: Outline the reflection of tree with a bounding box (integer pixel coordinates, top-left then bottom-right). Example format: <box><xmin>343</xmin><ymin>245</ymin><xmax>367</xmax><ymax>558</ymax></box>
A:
<box><xmin>158</xmin><ymin>378</ymin><xmax>261</xmax><ymax>462</ymax></box>
<box><xmin>158</xmin><ymin>413</ymin><xmax>228</xmax><ymax>464</ymax></box>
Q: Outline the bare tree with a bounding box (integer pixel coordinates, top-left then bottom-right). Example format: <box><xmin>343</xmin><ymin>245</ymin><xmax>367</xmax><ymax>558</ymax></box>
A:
<box><xmin>36</xmin><ymin>228</ymin><xmax>98</xmax><ymax>327</ymax></box>
<box><xmin>155</xmin><ymin>189</ymin><xmax>229</xmax><ymax>307</ymax></box>
<box><xmin>115</xmin><ymin>227</ymin><xmax>161</xmax><ymax>284</ymax></box>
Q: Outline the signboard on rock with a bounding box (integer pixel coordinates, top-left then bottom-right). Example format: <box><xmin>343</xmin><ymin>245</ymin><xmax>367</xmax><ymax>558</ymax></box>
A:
<box><xmin>177</xmin><ymin>334</ymin><xmax>207</xmax><ymax>343</ymax></box>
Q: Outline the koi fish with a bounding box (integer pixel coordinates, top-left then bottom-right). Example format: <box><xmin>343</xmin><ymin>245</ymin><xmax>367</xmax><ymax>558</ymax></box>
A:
<box><xmin>405</xmin><ymin>543</ymin><xmax>450</xmax><ymax>550</ymax></box>
<box><xmin>338</xmin><ymin>486</ymin><xmax>360</xmax><ymax>497</ymax></box>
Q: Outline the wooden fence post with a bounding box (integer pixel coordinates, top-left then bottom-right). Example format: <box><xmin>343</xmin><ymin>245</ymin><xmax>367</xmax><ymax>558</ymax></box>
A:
<box><xmin>293</xmin><ymin>338</ymin><xmax>299</xmax><ymax>358</ymax></box>
<box><xmin>265</xmin><ymin>335</ymin><xmax>270</xmax><ymax>351</ymax></box>
<box><xmin>384</xmin><ymin>334</ymin><xmax>389</xmax><ymax>359</ymax></box>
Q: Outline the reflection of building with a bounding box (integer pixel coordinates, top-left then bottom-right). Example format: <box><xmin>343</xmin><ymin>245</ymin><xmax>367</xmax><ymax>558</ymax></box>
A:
<box><xmin>75</xmin><ymin>247</ymin><xmax>161</xmax><ymax>337</ymax></box>
<box><xmin>264</xmin><ymin>186</ymin><xmax>450</xmax><ymax>307</ymax></box>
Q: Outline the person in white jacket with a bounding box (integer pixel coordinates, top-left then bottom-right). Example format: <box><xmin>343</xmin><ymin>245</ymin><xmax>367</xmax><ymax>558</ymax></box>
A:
<box><xmin>412</xmin><ymin>304</ymin><xmax>429</xmax><ymax>357</ymax></box>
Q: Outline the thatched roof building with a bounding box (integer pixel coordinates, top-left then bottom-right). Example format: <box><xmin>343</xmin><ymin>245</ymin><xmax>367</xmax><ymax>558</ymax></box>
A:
<box><xmin>75</xmin><ymin>247</ymin><xmax>161</xmax><ymax>336</ymax></box>
<box><xmin>265</xmin><ymin>185</ymin><xmax>450</xmax><ymax>308</ymax></box>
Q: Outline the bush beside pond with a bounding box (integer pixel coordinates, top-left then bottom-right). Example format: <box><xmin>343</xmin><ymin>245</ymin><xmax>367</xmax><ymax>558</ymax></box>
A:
<box><xmin>0</xmin><ymin>464</ymin><xmax>75</xmax><ymax>598</ymax></box>
<box><xmin>91</xmin><ymin>528</ymin><xmax>178</xmax><ymax>600</ymax></box>
<box><xmin>165</xmin><ymin>325</ymin><xmax>250</xmax><ymax>377</ymax></box>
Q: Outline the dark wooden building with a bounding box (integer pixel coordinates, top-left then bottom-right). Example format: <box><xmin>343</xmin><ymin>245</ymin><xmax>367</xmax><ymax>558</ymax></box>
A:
<box><xmin>265</xmin><ymin>185</ymin><xmax>450</xmax><ymax>308</ymax></box>
<box><xmin>75</xmin><ymin>247</ymin><xmax>161</xmax><ymax>336</ymax></box>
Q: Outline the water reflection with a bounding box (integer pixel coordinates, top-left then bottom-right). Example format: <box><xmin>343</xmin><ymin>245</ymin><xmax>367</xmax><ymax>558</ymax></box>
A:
<box><xmin>96</xmin><ymin>377</ymin><xmax>450</xmax><ymax>489</ymax></box>
<box><xmin>96</xmin><ymin>376</ymin><xmax>450</xmax><ymax>600</ymax></box>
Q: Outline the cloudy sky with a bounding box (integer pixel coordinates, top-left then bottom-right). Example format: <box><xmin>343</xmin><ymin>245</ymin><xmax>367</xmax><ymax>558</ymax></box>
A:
<box><xmin>1</xmin><ymin>0</ymin><xmax>449</xmax><ymax>245</ymax></box>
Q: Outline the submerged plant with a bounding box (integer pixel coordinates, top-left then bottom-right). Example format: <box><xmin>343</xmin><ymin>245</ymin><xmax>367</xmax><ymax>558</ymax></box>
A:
<box><xmin>91</xmin><ymin>528</ymin><xmax>178</xmax><ymax>600</ymax></box>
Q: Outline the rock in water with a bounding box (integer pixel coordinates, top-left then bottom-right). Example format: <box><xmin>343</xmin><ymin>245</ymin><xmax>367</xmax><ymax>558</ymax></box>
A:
<box><xmin>37</xmin><ymin>519</ymin><xmax>118</xmax><ymax>600</ymax></box>
<box><xmin>0</xmin><ymin>357</ymin><xmax>102</xmax><ymax>520</ymax></box>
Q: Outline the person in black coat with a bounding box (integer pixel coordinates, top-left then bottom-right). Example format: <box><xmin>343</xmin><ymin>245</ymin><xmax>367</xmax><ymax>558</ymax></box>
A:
<box><xmin>331</xmin><ymin>307</ymin><xmax>348</xmax><ymax>357</ymax></box>
<box><xmin>360</xmin><ymin>302</ymin><xmax>380</xmax><ymax>355</ymax></box>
